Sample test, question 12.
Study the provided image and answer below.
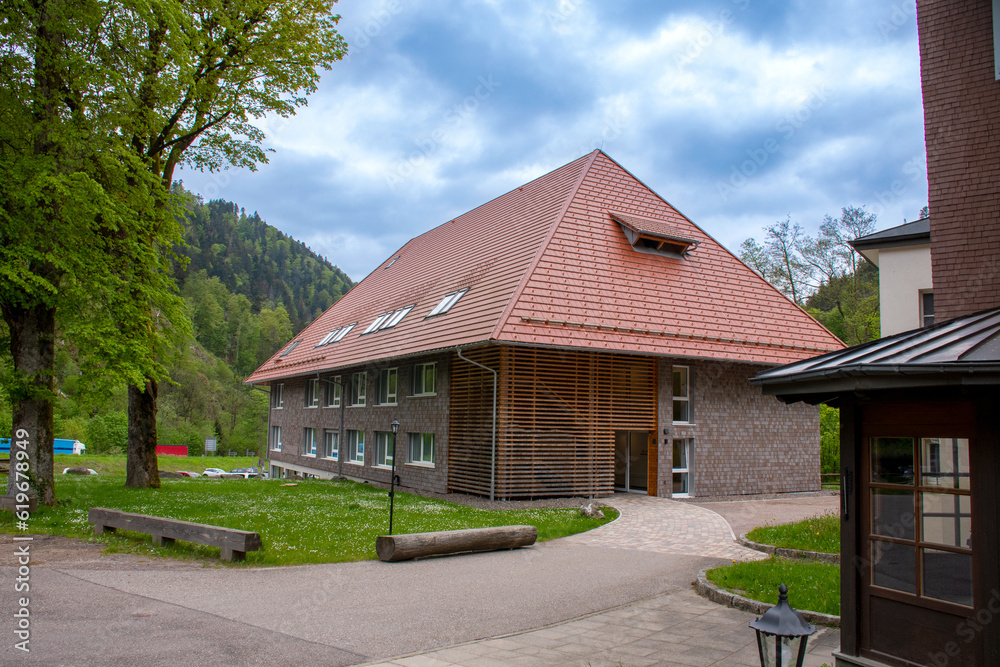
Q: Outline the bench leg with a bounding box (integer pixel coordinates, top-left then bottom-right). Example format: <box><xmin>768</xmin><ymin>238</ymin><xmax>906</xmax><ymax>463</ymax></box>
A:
<box><xmin>94</xmin><ymin>525</ymin><xmax>116</xmax><ymax>536</ymax></box>
<box><xmin>220</xmin><ymin>548</ymin><xmax>245</xmax><ymax>562</ymax></box>
<box><xmin>151</xmin><ymin>535</ymin><xmax>175</xmax><ymax>547</ymax></box>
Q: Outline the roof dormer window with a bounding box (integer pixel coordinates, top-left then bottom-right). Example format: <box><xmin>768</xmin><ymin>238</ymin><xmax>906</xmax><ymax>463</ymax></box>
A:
<box><xmin>428</xmin><ymin>289</ymin><xmax>468</xmax><ymax>317</ymax></box>
<box><xmin>363</xmin><ymin>312</ymin><xmax>392</xmax><ymax>334</ymax></box>
<box><xmin>316</xmin><ymin>323</ymin><xmax>357</xmax><ymax>347</ymax></box>
<box><xmin>279</xmin><ymin>340</ymin><xmax>301</xmax><ymax>357</ymax></box>
<box><xmin>611</xmin><ymin>212</ymin><xmax>698</xmax><ymax>258</ymax></box>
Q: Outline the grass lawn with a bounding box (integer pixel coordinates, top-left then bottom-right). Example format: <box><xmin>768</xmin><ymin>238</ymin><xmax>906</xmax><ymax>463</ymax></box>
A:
<box><xmin>707</xmin><ymin>557</ymin><xmax>840</xmax><ymax>616</ymax></box>
<box><xmin>0</xmin><ymin>460</ymin><xmax>617</xmax><ymax>566</ymax></box>
<box><xmin>746</xmin><ymin>512</ymin><xmax>840</xmax><ymax>554</ymax></box>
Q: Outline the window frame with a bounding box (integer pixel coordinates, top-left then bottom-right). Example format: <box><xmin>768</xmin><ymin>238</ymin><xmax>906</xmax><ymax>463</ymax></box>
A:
<box><xmin>428</xmin><ymin>289</ymin><xmax>468</xmax><ymax>316</ymax></box>
<box><xmin>377</xmin><ymin>368</ymin><xmax>398</xmax><ymax>405</ymax></box>
<box><xmin>412</xmin><ymin>362</ymin><xmax>437</xmax><ymax>397</ymax></box>
<box><xmin>920</xmin><ymin>291</ymin><xmax>935</xmax><ymax>328</ymax></box>
<box><xmin>271</xmin><ymin>383</ymin><xmax>284</xmax><ymax>409</ymax></box>
<box><xmin>408</xmin><ymin>432</ymin><xmax>435</xmax><ymax>466</ymax></box>
<box><xmin>304</xmin><ymin>378</ymin><xmax>320</xmax><ymax>408</ymax></box>
<box><xmin>302</xmin><ymin>427</ymin><xmax>317</xmax><ymax>456</ymax></box>
<box><xmin>672</xmin><ymin>366</ymin><xmax>692</xmax><ymax>424</ymax></box>
<box><xmin>375</xmin><ymin>432</ymin><xmax>395</xmax><ymax>468</ymax></box>
<box><xmin>323</xmin><ymin>429</ymin><xmax>339</xmax><ymax>460</ymax></box>
<box><xmin>324</xmin><ymin>376</ymin><xmax>341</xmax><ymax>408</ymax></box>
<box><xmin>349</xmin><ymin>372</ymin><xmax>367</xmax><ymax>407</ymax></box>
<box><xmin>347</xmin><ymin>430</ymin><xmax>365</xmax><ymax>465</ymax></box>
<box><xmin>270</xmin><ymin>425</ymin><xmax>282</xmax><ymax>452</ymax></box>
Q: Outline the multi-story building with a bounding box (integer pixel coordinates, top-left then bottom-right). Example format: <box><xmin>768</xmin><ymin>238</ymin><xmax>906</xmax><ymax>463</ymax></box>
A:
<box><xmin>247</xmin><ymin>150</ymin><xmax>843</xmax><ymax>499</ymax></box>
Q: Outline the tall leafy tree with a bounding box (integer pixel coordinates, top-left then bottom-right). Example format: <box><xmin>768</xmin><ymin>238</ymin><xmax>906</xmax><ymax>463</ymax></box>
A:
<box><xmin>0</xmin><ymin>0</ymin><xmax>172</xmax><ymax>502</ymax></box>
<box><xmin>108</xmin><ymin>0</ymin><xmax>346</xmax><ymax>487</ymax></box>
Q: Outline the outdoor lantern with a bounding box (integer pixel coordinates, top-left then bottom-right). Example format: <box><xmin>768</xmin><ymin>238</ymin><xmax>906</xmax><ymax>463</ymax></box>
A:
<box><xmin>387</xmin><ymin>420</ymin><xmax>401</xmax><ymax>534</ymax></box>
<box><xmin>749</xmin><ymin>584</ymin><xmax>816</xmax><ymax>667</ymax></box>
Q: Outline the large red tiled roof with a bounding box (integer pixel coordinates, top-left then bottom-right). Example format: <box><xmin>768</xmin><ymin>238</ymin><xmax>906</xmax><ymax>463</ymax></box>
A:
<box><xmin>246</xmin><ymin>151</ymin><xmax>843</xmax><ymax>385</ymax></box>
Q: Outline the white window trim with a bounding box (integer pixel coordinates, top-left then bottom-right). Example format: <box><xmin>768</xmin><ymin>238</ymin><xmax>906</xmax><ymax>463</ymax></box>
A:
<box><xmin>378</xmin><ymin>368</ymin><xmax>398</xmax><ymax>406</ymax></box>
<box><xmin>363</xmin><ymin>312</ymin><xmax>392</xmax><ymax>334</ymax></box>
<box><xmin>672</xmin><ymin>365</ymin><xmax>692</xmax><ymax>425</ymax></box>
<box><xmin>672</xmin><ymin>438</ymin><xmax>692</xmax><ymax>498</ymax></box>
<box><xmin>374</xmin><ymin>432</ymin><xmax>395</xmax><ymax>468</ymax></box>
<box><xmin>349</xmin><ymin>372</ymin><xmax>367</xmax><ymax>407</ymax></box>
<box><xmin>305</xmin><ymin>378</ymin><xmax>320</xmax><ymax>408</ymax></box>
<box><xmin>323</xmin><ymin>429</ymin><xmax>339</xmax><ymax>460</ymax></box>
<box><xmin>272</xmin><ymin>383</ymin><xmax>284</xmax><ymax>409</ymax></box>
<box><xmin>347</xmin><ymin>430</ymin><xmax>365</xmax><ymax>465</ymax></box>
<box><xmin>303</xmin><ymin>427</ymin><xmax>317</xmax><ymax>457</ymax></box>
<box><xmin>271</xmin><ymin>426</ymin><xmax>282</xmax><ymax>452</ymax></box>
<box><xmin>428</xmin><ymin>289</ymin><xmax>467</xmax><ymax>316</ymax></box>
<box><xmin>324</xmin><ymin>376</ymin><xmax>342</xmax><ymax>408</ymax></box>
<box><xmin>412</xmin><ymin>362</ymin><xmax>438</xmax><ymax>397</ymax></box>
<box><xmin>409</xmin><ymin>432</ymin><xmax>436</xmax><ymax>467</ymax></box>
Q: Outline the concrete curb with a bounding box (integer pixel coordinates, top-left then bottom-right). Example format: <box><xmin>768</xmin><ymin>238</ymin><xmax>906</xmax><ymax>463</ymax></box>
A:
<box><xmin>695</xmin><ymin>569</ymin><xmax>841</xmax><ymax>628</ymax></box>
<box><xmin>738</xmin><ymin>534</ymin><xmax>840</xmax><ymax>564</ymax></box>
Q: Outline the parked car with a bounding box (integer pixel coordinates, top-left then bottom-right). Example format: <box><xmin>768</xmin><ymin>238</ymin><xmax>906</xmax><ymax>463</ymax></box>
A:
<box><xmin>62</xmin><ymin>467</ymin><xmax>98</xmax><ymax>475</ymax></box>
<box><xmin>228</xmin><ymin>468</ymin><xmax>259</xmax><ymax>478</ymax></box>
<box><xmin>202</xmin><ymin>468</ymin><xmax>228</xmax><ymax>477</ymax></box>
<box><xmin>176</xmin><ymin>471</ymin><xmax>201</xmax><ymax>477</ymax></box>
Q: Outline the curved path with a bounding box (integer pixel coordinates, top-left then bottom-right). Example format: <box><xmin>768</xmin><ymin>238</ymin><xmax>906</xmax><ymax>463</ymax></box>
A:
<box><xmin>0</xmin><ymin>493</ymin><xmax>838</xmax><ymax>666</ymax></box>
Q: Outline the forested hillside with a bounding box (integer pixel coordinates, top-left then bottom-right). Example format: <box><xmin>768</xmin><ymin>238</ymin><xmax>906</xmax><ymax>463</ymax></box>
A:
<box><xmin>0</xmin><ymin>190</ymin><xmax>353</xmax><ymax>457</ymax></box>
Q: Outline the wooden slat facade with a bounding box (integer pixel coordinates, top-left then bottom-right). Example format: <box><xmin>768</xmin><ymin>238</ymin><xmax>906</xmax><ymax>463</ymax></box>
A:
<box><xmin>449</xmin><ymin>345</ymin><xmax>657</xmax><ymax>498</ymax></box>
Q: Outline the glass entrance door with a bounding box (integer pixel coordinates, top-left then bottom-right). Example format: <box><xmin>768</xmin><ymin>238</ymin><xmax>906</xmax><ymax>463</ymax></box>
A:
<box><xmin>614</xmin><ymin>431</ymin><xmax>649</xmax><ymax>493</ymax></box>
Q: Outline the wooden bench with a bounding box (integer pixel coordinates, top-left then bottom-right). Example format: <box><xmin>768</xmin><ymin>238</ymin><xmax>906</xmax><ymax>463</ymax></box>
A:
<box><xmin>88</xmin><ymin>508</ymin><xmax>262</xmax><ymax>562</ymax></box>
<box><xmin>0</xmin><ymin>494</ymin><xmax>38</xmax><ymax>513</ymax></box>
<box><xmin>376</xmin><ymin>525</ymin><xmax>537</xmax><ymax>562</ymax></box>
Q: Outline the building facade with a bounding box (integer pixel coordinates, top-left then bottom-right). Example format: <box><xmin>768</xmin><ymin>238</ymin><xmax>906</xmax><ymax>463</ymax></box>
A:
<box><xmin>249</xmin><ymin>151</ymin><xmax>843</xmax><ymax>499</ymax></box>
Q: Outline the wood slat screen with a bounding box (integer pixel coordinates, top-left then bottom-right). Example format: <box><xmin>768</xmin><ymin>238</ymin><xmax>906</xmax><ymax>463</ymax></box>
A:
<box><xmin>449</xmin><ymin>345</ymin><xmax>657</xmax><ymax>499</ymax></box>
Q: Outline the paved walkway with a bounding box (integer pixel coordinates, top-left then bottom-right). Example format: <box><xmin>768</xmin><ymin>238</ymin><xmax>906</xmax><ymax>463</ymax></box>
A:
<box><xmin>361</xmin><ymin>494</ymin><xmax>841</xmax><ymax>667</ymax></box>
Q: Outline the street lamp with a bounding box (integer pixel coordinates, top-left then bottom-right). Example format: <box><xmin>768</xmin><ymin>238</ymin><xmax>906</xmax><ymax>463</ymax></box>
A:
<box><xmin>749</xmin><ymin>584</ymin><xmax>816</xmax><ymax>667</ymax></box>
<box><xmin>388</xmin><ymin>420</ymin><xmax>400</xmax><ymax>535</ymax></box>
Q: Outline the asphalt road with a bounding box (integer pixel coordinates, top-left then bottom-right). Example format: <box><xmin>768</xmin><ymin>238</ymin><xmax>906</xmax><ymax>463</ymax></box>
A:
<box><xmin>0</xmin><ymin>539</ymin><xmax>717</xmax><ymax>666</ymax></box>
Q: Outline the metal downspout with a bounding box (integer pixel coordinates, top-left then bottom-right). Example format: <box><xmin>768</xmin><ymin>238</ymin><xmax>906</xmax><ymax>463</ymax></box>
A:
<box><xmin>456</xmin><ymin>347</ymin><xmax>498</xmax><ymax>501</ymax></box>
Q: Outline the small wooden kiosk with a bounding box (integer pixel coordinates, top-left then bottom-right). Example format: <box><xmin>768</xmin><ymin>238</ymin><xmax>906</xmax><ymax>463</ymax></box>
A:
<box><xmin>753</xmin><ymin>307</ymin><xmax>1000</xmax><ymax>667</ymax></box>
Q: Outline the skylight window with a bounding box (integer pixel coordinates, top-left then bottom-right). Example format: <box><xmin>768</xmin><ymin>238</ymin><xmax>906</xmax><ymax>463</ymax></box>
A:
<box><xmin>363</xmin><ymin>312</ymin><xmax>393</xmax><ymax>334</ymax></box>
<box><xmin>382</xmin><ymin>305</ymin><xmax>413</xmax><ymax>329</ymax></box>
<box><xmin>316</xmin><ymin>323</ymin><xmax>357</xmax><ymax>347</ymax></box>
<box><xmin>279</xmin><ymin>340</ymin><xmax>301</xmax><ymax>357</ymax></box>
<box><xmin>428</xmin><ymin>289</ymin><xmax>468</xmax><ymax>316</ymax></box>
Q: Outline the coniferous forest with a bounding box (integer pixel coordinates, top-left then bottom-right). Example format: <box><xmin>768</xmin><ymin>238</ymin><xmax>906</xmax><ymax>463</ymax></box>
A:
<box><xmin>0</xmin><ymin>189</ymin><xmax>353</xmax><ymax>457</ymax></box>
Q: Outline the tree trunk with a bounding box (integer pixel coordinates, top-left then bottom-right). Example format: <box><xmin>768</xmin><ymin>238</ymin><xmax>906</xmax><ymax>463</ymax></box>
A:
<box><xmin>2</xmin><ymin>302</ymin><xmax>57</xmax><ymax>505</ymax></box>
<box><xmin>126</xmin><ymin>380</ymin><xmax>161</xmax><ymax>488</ymax></box>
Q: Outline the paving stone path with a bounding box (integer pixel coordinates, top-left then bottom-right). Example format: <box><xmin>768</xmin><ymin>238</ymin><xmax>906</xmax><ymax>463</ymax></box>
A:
<box><xmin>362</xmin><ymin>494</ymin><xmax>839</xmax><ymax>667</ymax></box>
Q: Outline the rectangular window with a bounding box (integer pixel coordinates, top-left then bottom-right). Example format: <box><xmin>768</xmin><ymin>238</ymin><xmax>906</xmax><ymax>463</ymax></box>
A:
<box><xmin>428</xmin><ymin>289</ymin><xmax>467</xmax><ymax>316</ymax></box>
<box><xmin>868</xmin><ymin>436</ymin><xmax>973</xmax><ymax>608</ymax></box>
<box><xmin>271</xmin><ymin>384</ymin><xmax>284</xmax><ymax>409</ymax></box>
<box><xmin>921</xmin><ymin>291</ymin><xmax>935</xmax><ymax>328</ymax></box>
<box><xmin>304</xmin><ymin>378</ymin><xmax>320</xmax><ymax>408</ymax></box>
<box><xmin>363</xmin><ymin>312</ymin><xmax>392</xmax><ymax>334</ymax></box>
<box><xmin>347</xmin><ymin>430</ymin><xmax>365</xmax><ymax>464</ymax></box>
<box><xmin>279</xmin><ymin>340</ymin><xmax>301</xmax><ymax>357</ymax></box>
<box><xmin>303</xmin><ymin>427</ymin><xmax>317</xmax><ymax>456</ymax></box>
<box><xmin>412</xmin><ymin>362</ymin><xmax>437</xmax><ymax>396</ymax></box>
<box><xmin>672</xmin><ymin>438</ymin><xmax>692</xmax><ymax>497</ymax></box>
<box><xmin>323</xmin><ymin>429</ymin><xmax>339</xmax><ymax>460</ymax></box>
<box><xmin>349</xmin><ymin>372</ymin><xmax>366</xmax><ymax>406</ymax></box>
<box><xmin>377</xmin><ymin>368</ymin><xmax>398</xmax><ymax>405</ymax></box>
<box><xmin>375</xmin><ymin>432</ymin><xmax>395</xmax><ymax>467</ymax></box>
<box><xmin>673</xmin><ymin>366</ymin><xmax>691</xmax><ymax>423</ymax></box>
<box><xmin>324</xmin><ymin>376</ymin><xmax>341</xmax><ymax>408</ymax></box>
<box><xmin>270</xmin><ymin>425</ymin><xmax>282</xmax><ymax>451</ymax></box>
<box><xmin>409</xmin><ymin>433</ymin><xmax>435</xmax><ymax>465</ymax></box>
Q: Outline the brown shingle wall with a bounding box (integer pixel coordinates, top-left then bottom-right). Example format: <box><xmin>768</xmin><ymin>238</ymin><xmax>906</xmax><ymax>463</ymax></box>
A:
<box><xmin>666</xmin><ymin>360</ymin><xmax>820</xmax><ymax>497</ymax></box>
<box><xmin>919</xmin><ymin>0</ymin><xmax>1000</xmax><ymax>319</ymax></box>
<box><xmin>268</xmin><ymin>353</ymin><xmax>450</xmax><ymax>494</ymax></box>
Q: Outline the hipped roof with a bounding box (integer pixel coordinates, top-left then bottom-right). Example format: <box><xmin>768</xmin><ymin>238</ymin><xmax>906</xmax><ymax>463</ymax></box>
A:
<box><xmin>246</xmin><ymin>151</ymin><xmax>843</xmax><ymax>385</ymax></box>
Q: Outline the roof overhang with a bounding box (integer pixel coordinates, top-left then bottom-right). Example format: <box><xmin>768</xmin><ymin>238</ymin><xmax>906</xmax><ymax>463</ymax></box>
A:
<box><xmin>751</xmin><ymin>306</ymin><xmax>1000</xmax><ymax>404</ymax></box>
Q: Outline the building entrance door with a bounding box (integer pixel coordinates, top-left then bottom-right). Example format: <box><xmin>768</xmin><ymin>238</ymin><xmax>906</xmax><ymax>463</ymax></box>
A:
<box><xmin>614</xmin><ymin>431</ymin><xmax>650</xmax><ymax>493</ymax></box>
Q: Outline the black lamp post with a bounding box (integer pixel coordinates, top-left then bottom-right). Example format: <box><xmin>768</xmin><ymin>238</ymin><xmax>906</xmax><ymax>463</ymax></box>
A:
<box><xmin>387</xmin><ymin>420</ymin><xmax>400</xmax><ymax>535</ymax></box>
<box><xmin>749</xmin><ymin>584</ymin><xmax>817</xmax><ymax>667</ymax></box>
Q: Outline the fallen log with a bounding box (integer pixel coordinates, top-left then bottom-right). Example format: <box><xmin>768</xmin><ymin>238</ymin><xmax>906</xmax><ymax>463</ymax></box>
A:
<box><xmin>376</xmin><ymin>525</ymin><xmax>537</xmax><ymax>562</ymax></box>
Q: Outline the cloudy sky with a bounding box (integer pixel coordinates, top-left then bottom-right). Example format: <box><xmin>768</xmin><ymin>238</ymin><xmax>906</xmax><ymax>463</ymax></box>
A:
<box><xmin>176</xmin><ymin>0</ymin><xmax>926</xmax><ymax>282</ymax></box>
